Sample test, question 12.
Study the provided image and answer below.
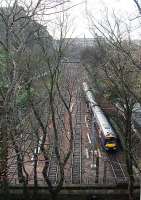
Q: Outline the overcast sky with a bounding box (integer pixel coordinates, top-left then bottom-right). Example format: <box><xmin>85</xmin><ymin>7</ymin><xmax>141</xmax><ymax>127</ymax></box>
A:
<box><xmin>67</xmin><ymin>0</ymin><xmax>138</xmax><ymax>37</ymax></box>
<box><xmin>2</xmin><ymin>0</ymin><xmax>140</xmax><ymax>38</ymax></box>
<box><xmin>44</xmin><ymin>0</ymin><xmax>141</xmax><ymax>39</ymax></box>
<box><xmin>64</xmin><ymin>0</ymin><xmax>140</xmax><ymax>38</ymax></box>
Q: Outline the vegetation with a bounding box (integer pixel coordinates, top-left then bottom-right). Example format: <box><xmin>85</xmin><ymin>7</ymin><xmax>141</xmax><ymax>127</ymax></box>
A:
<box><xmin>0</xmin><ymin>0</ymin><xmax>141</xmax><ymax>200</ymax></box>
<box><xmin>81</xmin><ymin>13</ymin><xmax>141</xmax><ymax>199</ymax></box>
<box><xmin>0</xmin><ymin>1</ymin><xmax>75</xmax><ymax>200</ymax></box>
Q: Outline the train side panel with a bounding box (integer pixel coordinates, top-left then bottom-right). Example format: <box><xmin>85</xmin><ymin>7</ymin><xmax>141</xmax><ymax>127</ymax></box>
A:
<box><xmin>82</xmin><ymin>82</ymin><xmax>118</xmax><ymax>151</ymax></box>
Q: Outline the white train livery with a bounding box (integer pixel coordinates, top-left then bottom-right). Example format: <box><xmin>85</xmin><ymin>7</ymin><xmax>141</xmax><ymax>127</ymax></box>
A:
<box><xmin>82</xmin><ymin>82</ymin><xmax>118</xmax><ymax>151</ymax></box>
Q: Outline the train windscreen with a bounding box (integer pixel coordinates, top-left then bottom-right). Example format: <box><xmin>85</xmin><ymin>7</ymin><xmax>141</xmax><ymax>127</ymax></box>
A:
<box><xmin>105</xmin><ymin>137</ymin><xmax>117</xmax><ymax>149</ymax></box>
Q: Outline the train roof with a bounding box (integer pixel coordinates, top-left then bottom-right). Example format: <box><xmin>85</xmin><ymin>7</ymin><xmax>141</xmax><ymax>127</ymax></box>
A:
<box><xmin>82</xmin><ymin>82</ymin><xmax>97</xmax><ymax>105</ymax></box>
<box><xmin>83</xmin><ymin>81</ymin><xmax>117</xmax><ymax>139</ymax></box>
<box><xmin>94</xmin><ymin>106</ymin><xmax>117</xmax><ymax>138</ymax></box>
<box><xmin>82</xmin><ymin>82</ymin><xmax>89</xmax><ymax>90</ymax></box>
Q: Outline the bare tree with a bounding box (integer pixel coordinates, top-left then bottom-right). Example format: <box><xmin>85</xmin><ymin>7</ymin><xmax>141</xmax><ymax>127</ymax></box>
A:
<box><xmin>133</xmin><ymin>0</ymin><xmax>141</xmax><ymax>15</ymax></box>
<box><xmin>84</xmin><ymin>11</ymin><xmax>141</xmax><ymax>200</ymax></box>
<box><xmin>32</xmin><ymin>12</ymin><xmax>75</xmax><ymax>200</ymax></box>
<box><xmin>9</xmin><ymin>4</ymin><xmax>76</xmax><ymax>199</ymax></box>
<box><xmin>0</xmin><ymin>1</ymin><xmax>76</xmax><ymax>200</ymax></box>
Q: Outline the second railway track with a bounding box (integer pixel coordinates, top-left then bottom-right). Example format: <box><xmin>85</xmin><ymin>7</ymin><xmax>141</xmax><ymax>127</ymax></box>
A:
<box><xmin>107</xmin><ymin>153</ymin><xmax>128</xmax><ymax>185</ymax></box>
<box><xmin>47</xmin><ymin>105</ymin><xmax>65</xmax><ymax>185</ymax></box>
<box><xmin>71</xmin><ymin>90</ymin><xmax>82</xmax><ymax>184</ymax></box>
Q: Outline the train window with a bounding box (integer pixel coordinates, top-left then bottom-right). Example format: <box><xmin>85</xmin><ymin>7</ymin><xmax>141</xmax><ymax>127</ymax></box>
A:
<box><xmin>105</xmin><ymin>138</ymin><xmax>116</xmax><ymax>143</ymax></box>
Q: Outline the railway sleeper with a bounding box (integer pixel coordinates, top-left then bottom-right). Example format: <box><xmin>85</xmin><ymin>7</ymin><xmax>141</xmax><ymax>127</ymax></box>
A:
<box><xmin>73</xmin><ymin>155</ymin><xmax>80</xmax><ymax>159</ymax></box>
<box><xmin>73</xmin><ymin>150</ymin><xmax>80</xmax><ymax>153</ymax></box>
<box><xmin>74</xmin><ymin>135</ymin><xmax>80</xmax><ymax>138</ymax></box>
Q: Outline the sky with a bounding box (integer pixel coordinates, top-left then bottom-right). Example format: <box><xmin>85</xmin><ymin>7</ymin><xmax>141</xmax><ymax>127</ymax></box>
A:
<box><xmin>30</xmin><ymin>0</ymin><xmax>141</xmax><ymax>39</ymax></box>
<box><xmin>1</xmin><ymin>0</ymin><xmax>140</xmax><ymax>38</ymax></box>
<box><xmin>45</xmin><ymin>0</ymin><xmax>141</xmax><ymax>39</ymax></box>
<box><xmin>61</xmin><ymin>0</ymin><xmax>141</xmax><ymax>38</ymax></box>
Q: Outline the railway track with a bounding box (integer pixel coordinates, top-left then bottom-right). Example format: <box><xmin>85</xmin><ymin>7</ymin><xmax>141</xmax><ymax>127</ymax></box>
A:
<box><xmin>107</xmin><ymin>154</ymin><xmax>128</xmax><ymax>184</ymax></box>
<box><xmin>44</xmin><ymin>64</ymin><xmax>83</xmax><ymax>185</ymax></box>
<box><xmin>47</xmin><ymin>146</ymin><xmax>58</xmax><ymax>184</ymax></box>
<box><xmin>47</xmin><ymin>103</ymin><xmax>66</xmax><ymax>184</ymax></box>
<box><xmin>71</xmin><ymin>91</ymin><xmax>82</xmax><ymax>184</ymax></box>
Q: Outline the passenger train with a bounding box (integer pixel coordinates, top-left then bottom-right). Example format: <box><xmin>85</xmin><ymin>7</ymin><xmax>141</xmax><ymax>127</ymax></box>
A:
<box><xmin>82</xmin><ymin>82</ymin><xmax>118</xmax><ymax>151</ymax></box>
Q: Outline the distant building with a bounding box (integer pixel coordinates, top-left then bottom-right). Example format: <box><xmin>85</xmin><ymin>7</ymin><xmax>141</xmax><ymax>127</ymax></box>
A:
<box><xmin>54</xmin><ymin>37</ymin><xmax>105</xmax><ymax>60</ymax></box>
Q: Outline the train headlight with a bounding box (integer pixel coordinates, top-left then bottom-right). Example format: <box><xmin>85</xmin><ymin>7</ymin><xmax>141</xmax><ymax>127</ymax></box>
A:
<box><xmin>105</xmin><ymin>143</ymin><xmax>116</xmax><ymax>148</ymax></box>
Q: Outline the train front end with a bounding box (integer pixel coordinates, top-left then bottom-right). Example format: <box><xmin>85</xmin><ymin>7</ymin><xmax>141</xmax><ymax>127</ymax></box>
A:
<box><xmin>104</xmin><ymin>136</ymin><xmax>118</xmax><ymax>151</ymax></box>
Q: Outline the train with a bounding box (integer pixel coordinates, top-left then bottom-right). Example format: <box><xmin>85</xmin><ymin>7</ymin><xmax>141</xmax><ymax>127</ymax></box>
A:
<box><xmin>82</xmin><ymin>82</ymin><xmax>118</xmax><ymax>151</ymax></box>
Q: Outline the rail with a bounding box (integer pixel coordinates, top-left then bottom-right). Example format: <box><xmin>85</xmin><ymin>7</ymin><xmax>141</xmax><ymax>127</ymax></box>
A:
<box><xmin>107</xmin><ymin>154</ymin><xmax>128</xmax><ymax>184</ymax></box>
<box><xmin>71</xmin><ymin>90</ymin><xmax>82</xmax><ymax>184</ymax></box>
<box><xmin>47</xmin><ymin>146</ymin><xmax>59</xmax><ymax>184</ymax></box>
<box><xmin>47</xmin><ymin>103</ymin><xmax>65</xmax><ymax>185</ymax></box>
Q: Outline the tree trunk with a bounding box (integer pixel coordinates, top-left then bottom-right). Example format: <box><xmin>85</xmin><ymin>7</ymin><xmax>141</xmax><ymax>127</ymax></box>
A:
<box><xmin>103</xmin><ymin>161</ymin><xmax>107</xmax><ymax>184</ymax></box>
<box><xmin>0</xmin><ymin>115</ymin><xmax>8</xmax><ymax>198</ymax></box>
<box><xmin>33</xmin><ymin>153</ymin><xmax>38</xmax><ymax>186</ymax></box>
<box><xmin>95</xmin><ymin>155</ymin><xmax>99</xmax><ymax>183</ymax></box>
<box><xmin>33</xmin><ymin>153</ymin><xmax>38</xmax><ymax>198</ymax></box>
<box><xmin>125</xmin><ymin>110</ymin><xmax>134</xmax><ymax>200</ymax></box>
